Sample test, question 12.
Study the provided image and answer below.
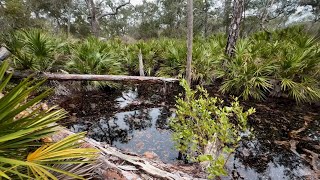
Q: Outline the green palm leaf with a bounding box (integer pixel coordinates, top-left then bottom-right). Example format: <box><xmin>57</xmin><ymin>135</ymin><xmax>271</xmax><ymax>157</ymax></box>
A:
<box><xmin>0</xmin><ymin>61</ymin><xmax>98</xmax><ymax>179</ymax></box>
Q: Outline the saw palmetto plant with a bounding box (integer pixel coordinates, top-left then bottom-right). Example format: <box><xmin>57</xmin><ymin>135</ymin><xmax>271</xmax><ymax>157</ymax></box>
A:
<box><xmin>125</xmin><ymin>40</ymin><xmax>158</xmax><ymax>76</ymax></box>
<box><xmin>156</xmin><ymin>39</ymin><xmax>187</xmax><ymax>78</ymax></box>
<box><xmin>67</xmin><ymin>37</ymin><xmax>123</xmax><ymax>75</ymax></box>
<box><xmin>274</xmin><ymin>36</ymin><xmax>320</xmax><ymax>103</ymax></box>
<box><xmin>4</xmin><ymin>29</ymin><xmax>65</xmax><ymax>72</ymax></box>
<box><xmin>67</xmin><ymin>37</ymin><xmax>125</xmax><ymax>88</ymax></box>
<box><xmin>221</xmin><ymin>27</ymin><xmax>320</xmax><ymax>103</ymax></box>
<box><xmin>0</xmin><ymin>60</ymin><xmax>98</xmax><ymax>179</ymax></box>
<box><xmin>220</xmin><ymin>39</ymin><xmax>275</xmax><ymax>100</ymax></box>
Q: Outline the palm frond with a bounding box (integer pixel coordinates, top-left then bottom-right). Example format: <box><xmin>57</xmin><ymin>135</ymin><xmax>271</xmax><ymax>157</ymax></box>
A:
<box><xmin>0</xmin><ymin>60</ymin><xmax>99</xmax><ymax>179</ymax></box>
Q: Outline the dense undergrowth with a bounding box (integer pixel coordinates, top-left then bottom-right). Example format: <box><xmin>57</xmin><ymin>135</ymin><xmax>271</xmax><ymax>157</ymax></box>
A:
<box><xmin>2</xmin><ymin>26</ymin><xmax>320</xmax><ymax>103</ymax></box>
<box><xmin>0</xmin><ymin>61</ymin><xmax>98</xmax><ymax>179</ymax></box>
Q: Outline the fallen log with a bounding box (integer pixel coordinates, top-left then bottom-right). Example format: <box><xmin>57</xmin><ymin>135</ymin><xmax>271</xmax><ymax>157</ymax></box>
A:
<box><xmin>12</xmin><ymin>72</ymin><xmax>179</xmax><ymax>84</ymax></box>
<box><xmin>0</xmin><ymin>46</ymin><xmax>11</xmax><ymax>61</ymax></box>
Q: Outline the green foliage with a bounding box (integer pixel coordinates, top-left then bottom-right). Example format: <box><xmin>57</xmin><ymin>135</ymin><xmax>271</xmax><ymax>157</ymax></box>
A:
<box><xmin>67</xmin><ymin>37</ymin><xmax>123</xmax><ymax>75</ymax></box>
<box><xmin>0</xmin><ymin>0</ymin><xmax>34</xmax><ymax>31</ymax></box>
<box><xmin>220</xmin><ymin>26</ymin><xmax>320</xmax><ymax>103</ymax></box>
<box><xmin>220</xmin><ymin>39</ymin><xmax>274</xmax><ymax>100</ymax></box>
<box><xmin>0</xmin><ymin>61</ymin><xmax>98</xmax><ymax>179</ymax></box>
<box><xmin>4</xmin><ymin>29</ymin><xmax>66</xmax><ymax>71</ymax></box>
<box><xmin>125</xmin><ymin>40</ymin><xmax>159</xmax><ymax>76</ymax></box>
<box><xmin>3</xmin><ymin>26</ymin><xmax>320</xmax><ymax>103</ymax></box>
<box><xmin>122</xmin><ymin>37</ymin><xmax>221</xmax><ymax>83</ymax></box>
<box><xmin>156</xmin><ymin>39</ymin><xmax>187</xmax><ymax>77</ymax></box>
<box><xmin>192</xmin><ymin>35</ymin><xmax>225</xmax><ymax>84</ymax></box>
<box><xmin>170</xmin><ymin>79</ymin><xmax>255</xmax><ymax>178</ymax></box>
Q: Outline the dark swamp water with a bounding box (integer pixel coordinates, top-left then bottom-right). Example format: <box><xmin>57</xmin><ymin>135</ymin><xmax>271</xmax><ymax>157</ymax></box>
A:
<box><xmin>53</xmin><ymin>83</ymin><xmax>320</xmax><ymax>179</ymax></box>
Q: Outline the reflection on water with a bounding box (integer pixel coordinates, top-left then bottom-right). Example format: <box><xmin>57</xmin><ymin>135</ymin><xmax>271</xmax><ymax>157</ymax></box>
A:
<box><xmin>115</xmin><ymin>88</ymin><xmax>139</xmax><ymax>108</ymax></box>
<box><xmin>57</xmin><ymin>84</ymin><xmax>319</xmax><ymax>179</ymax></box>
<box><xmin>68</xmin><ymin>107</ymin><xmax>177</xmax><ymax>163</ymax></box>
<box><xmin>224</xmin><ymin>140</ymin><xmax>314</xmax><ymax>179</ymax></box>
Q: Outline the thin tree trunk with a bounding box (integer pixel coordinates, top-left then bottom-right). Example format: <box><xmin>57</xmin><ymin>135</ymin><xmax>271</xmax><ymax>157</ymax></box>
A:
<box><xmin>186</xmin><ymin>0</ymin><xmax>193</xmax><ymax>86</ymax></box>
<box><xmin>224</xmin><ymin>0</ymin><xmax>232</xmax><ymax>35</ymax></box>
<box><xmin>225</xmin><ymin>0</ymin><xmax>244</xmax><ymax>57</ymax></box>
<box><xmin>204</xmin><ymin>0</ymin><xmax>209</xmax><ymax>37</ymax></box>
<box><xmin>260</xmin><ymin>0</ymin><xmax>276</xmax><ymax>31</ymax></box>
<box><xmin>67</xmin><ymin>7</ymin><xmax>71</xmax><ymax>38</ymax></box>
<box><xmin>138</xmin><ymin>49</ymin><xmax>145</xmax><ymax>76</ymax></box>
<box><xmin>89</xmin><ymin>0</ymin><xmax>99</xmax><ymax>37</ymax></box>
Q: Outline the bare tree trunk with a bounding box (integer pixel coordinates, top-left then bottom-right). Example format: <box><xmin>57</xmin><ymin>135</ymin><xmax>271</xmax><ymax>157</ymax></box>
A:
<box><xmin>88</xmin><ymin>0</ymin><xmax>99</xmax><ymax>37</ymax></box>
<box><xmin>224</xmin><ymin>0</ymin><xmax>232</xmax><ymax>35</ymax></box>
<box><xmin>138</xmin><ymin>49</ymin><xmax>145</xmax><ymax>76</ymax></box>
<box><xmin>186</xmin><ymin>0</ymin><xmax>193</xmax><ymax>86</ymax></box>
<box><xmin>225</xmin><ymin>0</ymin><xmax>244</xmax><ymax>57</ymax></box>
<box><xmin>260</xmin><ymin>0</ymin><xmax>276</xmax><ymax>31</ymax></box>
<box><xmin>203</xmin><ymin>0</ymin><xmax>210</xmax><ymax>37</ymax></box>
<box><xmin>67</xmin><ymin>7</ymin><xmax>71</xmax><ymax>38</ymax></box>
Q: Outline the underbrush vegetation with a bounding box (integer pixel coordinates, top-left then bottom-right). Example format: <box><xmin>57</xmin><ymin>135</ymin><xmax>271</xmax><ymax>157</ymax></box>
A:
<box><xmin>170</xmin><ymin>79</ymin><xmax>255</xmax><ymax>178</ymax></box>
<box><xmin>221</xmin><ymin>26</ymin><xmax>320</xmax><ymax>103</ymax></box>
<box><xmin>2</xmin><ymin>26</ymin><xmax>320</xmax><ymax>103</ymax></box>
<box><xmin>0</xmin><ymin>61</ymin><xmax>98</xmax><ymax>179</ymax></box>
<box><xmin>3</xmin><ymin>29</ymin><xmax>67</xmax><ymax>71</ymax></box>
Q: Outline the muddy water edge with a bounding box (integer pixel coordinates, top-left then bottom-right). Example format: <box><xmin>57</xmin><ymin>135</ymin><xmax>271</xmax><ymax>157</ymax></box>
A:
<box><xmin>48</xmin><ymin>81</ymin><xmax>320</xmax><ymax>179</ymax></box>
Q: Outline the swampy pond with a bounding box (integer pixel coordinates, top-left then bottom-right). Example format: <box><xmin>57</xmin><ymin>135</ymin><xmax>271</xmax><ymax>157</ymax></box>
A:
<box><xmin>54</xmin><ymin>83</ymin><xmax>319</xmax><ymax>179</ymax></box>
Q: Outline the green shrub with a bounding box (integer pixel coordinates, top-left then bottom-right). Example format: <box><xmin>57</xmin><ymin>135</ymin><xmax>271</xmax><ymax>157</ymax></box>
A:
<box><xmin>156</xmin><ymin>39</ymin><xmax>187</xmax><ymax>77</ymax></box>
<box><xmin>192</xmin><ymin>36</ymin><xmax>225</xmax><ymax>84</ymax></box>
<box><xmin>0</xmin><ymin>61</ymin><xmax>98</xmax><ymax>179</ymax></box>
<box><xmin>67</xmin><ymin>37</ymin><xmax>123</xmax><ymax>75</ymax></box>
<box><xmin>220</xmin><ymin>26</ymin><xmax>320</xmax><ymax>103</ymax></box>
<box><xmin>170</xmin><ymin>79</ymin><xmax>255</xmax><ymax>178</ymax></box>
<box><xmin>4</xmin><ymin>29</ymin><xmax>66</xmax><ymax>71</ymax></box>
<box><xmin>126</xmin><ymin>40</ymin><xmax>159</xmax><ymax>76</ymax></box>
<box><xmin>220</xmin><ymin>39</ymin><xmax>275</xmax><ymax>100</ymax></box>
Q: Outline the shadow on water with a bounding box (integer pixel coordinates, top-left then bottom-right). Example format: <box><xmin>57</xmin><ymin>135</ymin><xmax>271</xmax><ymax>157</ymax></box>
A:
<box><xmin>55</xmin><ymin>83</ymin><xmax>319</xmax><ymax>179</ymax></box>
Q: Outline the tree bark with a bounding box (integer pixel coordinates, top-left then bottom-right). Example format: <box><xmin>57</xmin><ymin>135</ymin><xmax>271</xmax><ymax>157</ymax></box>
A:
<box><xmin>225</xmin><ymin>0</ymin><xmax>244</xmax><ymax>58</ymax></box>
<box><xmin>203</xmin><ymin>0</ymin><xmax>210</xmax><ymax>37</ymax></box>
<box><xmin>67</xmin><ymin>7</ymin><xmax>71</xmax><ymax>38</ymax></box>
<box><xmin>186</xmin><ymin>0</ymin><xmax>193</xmax><ymax>86</ymax></box>
<box><xmin>96</xmin><ymin>1</ymin><xmax>131</xmax><ymax>19</ymax></box>
<box><xmin>12</xmin><ymin>72</ymin><xmax>178</xmax><ymax>83</ymax></box>
<box><xmin>0</xmin><ymin>46</ymin><xmax>10</xmax><ymax>61</ymax></box>
<box><xmin>88</xmin><ymin>0</ymin><xmax>100</xmax><ymax>37</ymax></box>
<box><xmin>138</xmin><ymin>49</ymin><xmax>145</xmax><ymax>76</ymax></box>
<box><xmin>224</xmin><ymin>0</ymin><xmax>232</xmax><ymax>35</ymax></box>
